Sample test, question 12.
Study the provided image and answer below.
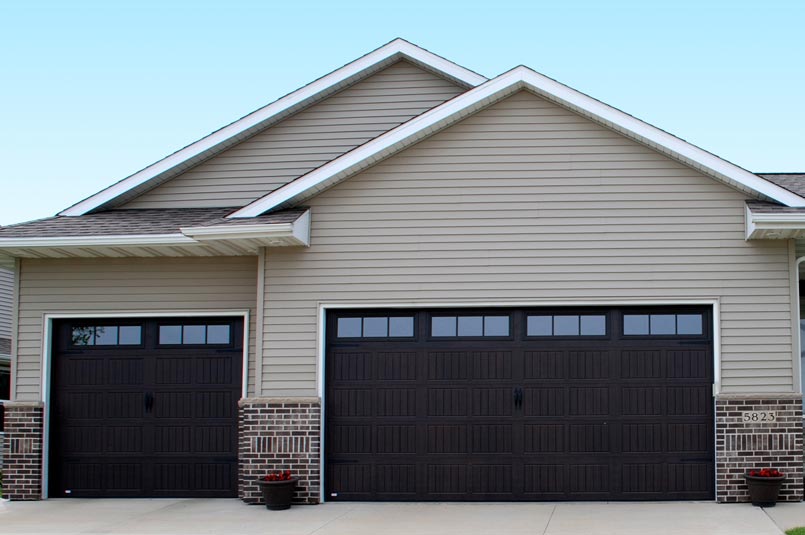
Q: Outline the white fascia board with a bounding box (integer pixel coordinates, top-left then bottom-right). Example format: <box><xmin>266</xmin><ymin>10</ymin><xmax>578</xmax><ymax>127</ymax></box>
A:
<box><xmin>0</xmin><ymin>234</ymin><xmax>198</xmax><ymax>248</ymax></box>
<box><xmin>231</xmin><ymin>66</ymin><xmax>805</xmax><ymax>218</ymax></box>
<box><xmin>58</xmin><ymin>39</ymin><xmax>486</xmax><ymax>217</ymax></box>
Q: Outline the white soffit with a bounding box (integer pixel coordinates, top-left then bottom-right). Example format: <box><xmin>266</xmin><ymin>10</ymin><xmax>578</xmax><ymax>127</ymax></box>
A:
<box><xmin>230</xmin><ymin>66</ymin><xmax>805</xmax><ymax>218</ymax></box>
<box><xmin>59</xmin><ymin>39</ymin><xmax>487</xmax><ymax>217</ymax></box>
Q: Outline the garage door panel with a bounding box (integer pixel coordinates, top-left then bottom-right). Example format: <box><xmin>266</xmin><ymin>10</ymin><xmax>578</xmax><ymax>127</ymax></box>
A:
<box><xmin>621</xmin><ymin>423</ymin><xmax>663</xmax><ymax>453</ymax></box>
<box><xmin>473</xmin><ymin>351</ymin><xmax>513</xmax><ymax>380</ymax></box>
<box><xmin>428</xmin><ymin>352</ymin><xmax>471</xmax><ymax>380</ymax></box>
<box><xmin>667</xmin><ymin>387</ymin><xmax>710</xmax><ymax>415</ymax></box>
<box><xmin>568</xmin><ymin>423</ymin><xmax>611</xmax><ymax>453</ymax></box>
<box><xmin>524</xmin><ymin>424</ymin><xmax>565</xmax><ymax>453</ymax></box>
<box><xmin>524</xmin><ymin>351</ymin><xmax>567</xmax><ymax>380</ymax></box>
<box><xmin>568</xmin><ymin>464</ymin><xmax>610</xmax><ymax>495</ymax></box>
<box><xmin>472</xmin><ymin>464</ymin><xmax>513</xmax><ymax>495</ymax></box>
<box><xmin>376</xmin><ymin>464</ymin><xmax>417</xmax><ymax>495</ymax></box>
<box><xmin>621</xmin><ymin>350</ymin><xmax>664</xmax><ymax>379</ymax></box>
<box><xmin>568</xmin><ymin>387</ymin><xmax>610</xmax><ymax>416</ymax></box>
<box><xmin>330</xmin><ymin>389</ymin><xmax>373</xmax><ymax>417</ymax></box>
<box><xmin>427</xmin><ymin>425</ymin><xmax>469</xmax><ymax>454</ymax></box>
<box><xmin>667</xmin><ymin>422</ymin><xmax>711</xmax><ymax>452</ymax></box>
<box><xmin>377</xmin><ymin>351</ymin><xmax>417</xmax><ymax>381</ymax></box>
<box><xmin>108</xmin><ymin>358</ymin><xmax>145</xmax><ymax>385</ymax></box>
<box><xmin>524</xmin><ymin>387</ymin><xmax>565</xmax><ymax>416</ymax></box>
<box><xmin>105</xmin><ymin>426</ymin><xmax>144</xmax><ymax>453</ymax></box>
<box><xmin>622</xmin><ymin>387</ymin><xmax>664</xmax><ymax>415</ymax></box>
<box><xmin>50</xmin><ymin>317</ymin><xmax>242</xmax><ymax>498</ymax></box>
<box><xmin>154</xmin><ymin>426</ymin><xmax>192</xmax><ymax>453</ymax></box>
<box><xmin>326</xmin><ymin>307</ymin><xmax>713</xmax><ymax>502</ymax></box>
<box><xmin>667</xmin><ymin>350</ymin><xmax>710</xmax><ymax>379</ymax></box>
<box><xmin>331</xmin><ymin>352</ymin><xmax>373</xmax><ymax>381</ymax></box>
<box><xmin>156</xmin><ymin>358</ymin><xmax>194</xmax><ymax>384</ymax></box>
<box><xmin>375</xmin><ymin>388</ymin><xmax>417</xmax><ymax>417</ymax></box>
<box><xmin>524</xmin><ymin>464</ymin><xmax>566</xmax><ymax>496</ymax></box>
<box><xmin>472</xmin><ymin>424</ymin><xmax>512</xmax><ymax>453</ymax></box>
<box><xmin>427</xmin><ymin>388</ymin><xmax>468</xmax><ymax>416</ymax></box>
<box><xmin>376</xmin><ymin>425</ymin><xmax>416</xmax><ymax>454</ymax></box>
<box><xmin>568</xmin><ymin>350</ymin><xmax>610</xmax><ymax>380</ymax></box>
<box><xmin>472</xmin><ymin>387</ymin><xmax>513</xmax><ymax>416</ymax></box>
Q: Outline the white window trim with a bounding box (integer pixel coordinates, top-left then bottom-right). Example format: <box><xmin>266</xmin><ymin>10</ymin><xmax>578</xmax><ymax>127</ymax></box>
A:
<box><xmin>39</xmin><ymin>310</ymin><xmax>250</xmax><ymax>499</ymax></box>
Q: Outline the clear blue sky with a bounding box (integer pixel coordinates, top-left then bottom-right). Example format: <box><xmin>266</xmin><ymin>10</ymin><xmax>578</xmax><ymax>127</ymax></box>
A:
<box><xmin>1</xmin><ymin>0</ymin><xmax>803</xmax><ymax>225</ymax></box>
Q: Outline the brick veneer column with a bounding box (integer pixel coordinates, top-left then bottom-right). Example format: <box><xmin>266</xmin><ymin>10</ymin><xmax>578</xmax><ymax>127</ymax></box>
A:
<box><xmin>716</xmin><ymin>394</ymin><xmax>803</xmax><ymax>502</ymax></box>
<box><xmin>238</xmin><ymin>397</ymin><xmax>321</xmax><ymax>505</ymax></box>
<box><xmin>2</xmin><ymin>401</ymin><xmax>44</xmax><ymax>501</ymax></box>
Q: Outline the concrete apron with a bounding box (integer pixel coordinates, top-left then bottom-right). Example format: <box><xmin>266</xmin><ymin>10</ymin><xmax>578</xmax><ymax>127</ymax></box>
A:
<box><xmin>0</xmin><ymin>499</ymin><xmax>795</xmax><ymax>535</ymax></box>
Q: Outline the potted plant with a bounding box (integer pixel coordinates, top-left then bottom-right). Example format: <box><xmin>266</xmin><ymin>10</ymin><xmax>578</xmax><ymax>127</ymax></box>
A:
<box><xmin>257</xmin><ymin>470</ymin><xmax>298</xmax><ymax>510</ymax></box>
<box><xmin>744</xmin><ymin>468</ymin><xmax>785</xmax><ymax>507</ymax></box>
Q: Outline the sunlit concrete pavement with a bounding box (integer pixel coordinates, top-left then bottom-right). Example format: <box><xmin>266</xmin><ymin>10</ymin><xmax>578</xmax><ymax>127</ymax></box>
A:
<box><xmin>0</xmin><ymin>498</ymin><xmax>797</xmax><ymax>535</ymax></box>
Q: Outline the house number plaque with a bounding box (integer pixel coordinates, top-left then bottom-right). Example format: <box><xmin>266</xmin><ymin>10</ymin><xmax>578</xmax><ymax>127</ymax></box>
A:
<box><xmin>741</xmin><ymin>411</ymin><xmax>776</xmax><ymax>423</ymax></box>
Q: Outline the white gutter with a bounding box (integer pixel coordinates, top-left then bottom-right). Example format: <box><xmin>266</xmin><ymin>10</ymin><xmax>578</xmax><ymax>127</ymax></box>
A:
<box><xmin>745</xmin><ymin>205</ymin><xmax>805</xmax><ymax>239</ymax></box>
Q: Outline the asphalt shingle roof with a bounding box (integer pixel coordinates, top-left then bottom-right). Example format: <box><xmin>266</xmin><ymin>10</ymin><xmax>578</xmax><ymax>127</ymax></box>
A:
<box><xmin>758</xmin><ymin>173</ymin><xmax>805</xmax><ymax>198</ymax></box>
<box><xmin>0</xmin><ymin>208</ymin><xmax>308</xmax><ymax>238</ymax></box>
<box><xmin>746</xmin><ymin>200</ymin><xmax>805</xmax><ymax>214</ymax></box>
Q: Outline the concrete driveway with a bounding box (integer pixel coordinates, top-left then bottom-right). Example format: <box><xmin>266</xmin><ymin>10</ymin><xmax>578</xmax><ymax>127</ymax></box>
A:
<box><xmin>0</xmin><ymin>499</ymin><xmax>801</xmax><ymax>535</ymax></box>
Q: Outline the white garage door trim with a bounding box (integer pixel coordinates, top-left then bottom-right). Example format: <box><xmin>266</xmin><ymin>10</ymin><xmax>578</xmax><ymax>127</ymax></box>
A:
<box><xmin>316</xmin><ymin>298</ymin><xmax>721</xmax><ymax>504</ymax></box>
<box><xmin>39</xmin><ymin>309</ymin><xmax>250</xmax><ymax>499</ymax></box>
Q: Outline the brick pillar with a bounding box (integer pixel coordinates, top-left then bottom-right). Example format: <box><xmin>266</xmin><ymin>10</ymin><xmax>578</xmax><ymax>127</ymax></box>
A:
<box><xmin>3</xmin><ymin>401</ymin><xmax>44</xmax><ymax>501</ymax></box>
<box><xmin>716</xmin><ymin>394</ymin><xmax>803</xmax><ymax>502</ymax></box>
<box><xmin>238</xmin><ymin>397</ymin><xmax>321</xmax><ymax>505</ymax></box>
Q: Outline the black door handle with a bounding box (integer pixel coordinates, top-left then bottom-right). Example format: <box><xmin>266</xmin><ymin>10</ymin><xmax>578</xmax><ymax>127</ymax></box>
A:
<box><xmin>513</xmin><ymin>387</ymin><xmax>523</xmax><ymax>409</ymax></box>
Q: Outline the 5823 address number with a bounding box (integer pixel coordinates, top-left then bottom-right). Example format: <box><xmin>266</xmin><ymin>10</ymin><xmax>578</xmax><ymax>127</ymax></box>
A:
<box><xmin>742</xmin><ymin>411</ymin><xmax>776</xmax><ymax>423</ymax></box>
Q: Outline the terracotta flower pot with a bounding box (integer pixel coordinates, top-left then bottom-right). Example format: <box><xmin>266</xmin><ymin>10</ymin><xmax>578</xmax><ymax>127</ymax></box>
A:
<box><xmin>744</xmin><ymin>474</ymin><xmax>785</xmax><ymax>507</ymax></box>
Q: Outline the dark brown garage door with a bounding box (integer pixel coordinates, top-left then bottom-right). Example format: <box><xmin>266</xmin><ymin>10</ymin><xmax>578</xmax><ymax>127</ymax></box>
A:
<box><xmin>49</xmin><ymin>317</ymin><xmax>243</xmax><ymax>498</ymax></box>
<box><xmin>325</xmin><ymin>307</ymin><xmax>714</xmax><ymax>501</ymax></box>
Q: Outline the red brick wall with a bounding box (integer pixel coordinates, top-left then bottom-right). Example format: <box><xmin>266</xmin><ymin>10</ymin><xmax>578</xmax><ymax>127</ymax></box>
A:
<box><xmin>716</xmin><ymin>395</ymin><xmax>803</xmax><ymax>502</ymax></box>
<box><xmin>2</xmin><ymin>402</ymin><xmax>44</xmax><ymax>501</ymax></box>
<box><xmin>238</xmin><ymin>398</ymin><xmax>321</xmax><ymax>505</ymax></box>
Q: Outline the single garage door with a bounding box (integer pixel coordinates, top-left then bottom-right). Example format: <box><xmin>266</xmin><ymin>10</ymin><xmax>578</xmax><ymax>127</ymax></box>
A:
<box><xmin>49</xmin><ymin>317</ymin><xmax>242</xmax><ymax>498</ymax></box>
<box><xmin>325</xmin><ymin>307</ymin><xmax>713</xmax><ymax>501</ymax></box>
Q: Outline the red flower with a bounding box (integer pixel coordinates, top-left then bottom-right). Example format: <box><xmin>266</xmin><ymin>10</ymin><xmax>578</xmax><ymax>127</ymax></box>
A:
<box><xmin>262</xmin><ymin>470</ymin><xmax>293</xmax><ymax>482</ymax></box>
<box><xmin>749</xmin><ymin>468</ymin><xmax>783</xmax><ymax>478</ymax></box>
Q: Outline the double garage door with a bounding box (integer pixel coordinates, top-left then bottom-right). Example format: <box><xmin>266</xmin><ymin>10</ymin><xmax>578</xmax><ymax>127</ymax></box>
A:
<box><xmin>326</xmin><ymin>307</ymin><xmax>714</xmax><ymax>501</ymax></box>
<box><xmin>49</xmin><ymin>318</ymin><xmax>242</xmax><ymax>498</ymax></box>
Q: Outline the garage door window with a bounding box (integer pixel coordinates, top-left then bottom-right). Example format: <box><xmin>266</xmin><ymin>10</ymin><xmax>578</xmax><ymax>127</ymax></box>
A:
<box><xmin>336</xmin><ymin>316</ymin><xmax>414</xmax><ymax>339</ymax></box>
<box><xmin>70</xmin><ymin>325</ymin><xmax>142</xmax><ymax>346</ymax></box>
<box><xmin>431</xmin><ymin>315</ymin><xmax>510</xmax><ymax>337</ymax></box>
<box><xmin>526</xmin><ymin>314</ymin><xmax>606</xmax><ymax>337</ymax></box>
<box><xmin>158</xmin><ymin>323</ymin><xmax>231</xmax><ymax>345</ymax></box>
<box><xmin>623</xmin><ymin>313</ymin><xmax>703</xmax><ymax>336</ymax></box>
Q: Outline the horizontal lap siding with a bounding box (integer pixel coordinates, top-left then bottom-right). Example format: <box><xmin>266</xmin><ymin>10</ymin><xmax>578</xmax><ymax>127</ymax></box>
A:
<box><xmin>0</xmin><ymin>268</ymin><xmax>12</xmax><ymax>341</ymax></box>
<box><xmin>262</xmin><ymin>90</ymin><xmax>793</xmax><ymax>396</ymax></box>
<box><xmin>15</xmin><ymin>257</ymin><xmax>257</xmax><ymax>401</ymax></box>
<box><xmin>123</xmin><ymin>61</ymin><xmax>465</xmax><ymax>209</ymax></box>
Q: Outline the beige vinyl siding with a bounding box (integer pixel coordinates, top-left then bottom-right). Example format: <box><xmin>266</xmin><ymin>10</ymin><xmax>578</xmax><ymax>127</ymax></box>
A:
<box><xmin>14</xmin><ymin>257</ymin><xmax>257</xmax><ymax>401</ymax></box>
<box><xmin>0</xmin><ymin>268</ymin><xmax>12</xmax><ymax>342</ymax></box>
<box><xmin>123</xmin><ymin>61</ymin><xmax>465</xmax><ymax>209</ymax></box>
<box><xmin>262</xmin><ymin>90</ymin><xmax>793</xmax><ymax>396</ymax></box>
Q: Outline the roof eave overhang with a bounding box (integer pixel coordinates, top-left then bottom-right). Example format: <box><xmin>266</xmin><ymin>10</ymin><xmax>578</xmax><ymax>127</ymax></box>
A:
<box><xmin>58</xmin><ymin>40</ymin><xmax>486</xmax><ymax>217</ymax></box>
<box><xmin>0</xmin><ymin>211</ymin><xmax>311</xmax><ymax>258</ymax></box>
<box><xmin>230</xmin><ymin>67</ymin><xmax>805</xmax><ymax>218</ymax></box>
<box><xmin>745</xmin><ymin>205</ymin><xmax>805</xmax><ymax>239</ymax></box>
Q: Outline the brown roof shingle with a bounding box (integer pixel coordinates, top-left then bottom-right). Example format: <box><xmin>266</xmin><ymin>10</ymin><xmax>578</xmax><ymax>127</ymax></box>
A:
<box><xmin>0</xmin><ymin>208</ymin><xmax>307</xmax><ymax>239</ymax></box>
